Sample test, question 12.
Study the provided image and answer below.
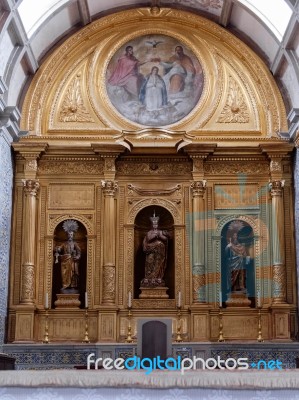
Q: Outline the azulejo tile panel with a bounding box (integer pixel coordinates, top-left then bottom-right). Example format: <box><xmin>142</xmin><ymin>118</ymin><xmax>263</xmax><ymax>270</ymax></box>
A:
<box><xmin>0</xmin><ymin>133</ymin><xmax>13</xmax><ymax>346</ymax></box>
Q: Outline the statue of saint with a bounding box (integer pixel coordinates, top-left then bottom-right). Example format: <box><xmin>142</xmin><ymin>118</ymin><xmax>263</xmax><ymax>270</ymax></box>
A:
<box><xmin>225</xmin><ymin>232</ymin><xmax>250</xmax><ymax>292</ymax></box>
<box><xmin>141</xmin><ymin>213</ymin><xmax>169</xmax><ymax>287</ymax></box>
<box><xmin>54</xmin><ymin>220</ymin><xmax>81</xmax><ymax>293</ymax></box>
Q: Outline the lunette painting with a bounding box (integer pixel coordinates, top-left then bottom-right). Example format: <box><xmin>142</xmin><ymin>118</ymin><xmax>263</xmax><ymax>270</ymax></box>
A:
<box><xmin>106</xmin><ymin>34</ymin><xmax>204</xmax><ymax>126</ymax></box>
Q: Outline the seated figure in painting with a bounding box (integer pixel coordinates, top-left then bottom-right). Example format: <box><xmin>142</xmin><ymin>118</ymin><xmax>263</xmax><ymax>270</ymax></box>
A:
<box><xmin>54</xmin><ymin>219</ymin><xmax>81</xmax><ymax>294</ymax></box>
<box><xmin>225</xmin><ymin>231</ymin><xmax>250</xmax><ymax>292</ymax></box>
<box><xmin>141</xmin><ymin>213</ymin><xmax>169</xmax><ymax>287</ymax></box>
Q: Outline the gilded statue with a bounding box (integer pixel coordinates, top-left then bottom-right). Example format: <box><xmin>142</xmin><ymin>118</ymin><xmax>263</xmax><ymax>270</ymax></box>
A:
<box><xmin>54</xmin><ymin>220</ymin><xmax>81</xmax><ymax>293</ymax></box>
<box><xmin>141</xmin><ymin>213</ymin><xmax>169</xmax><ymax>287</ymax></box>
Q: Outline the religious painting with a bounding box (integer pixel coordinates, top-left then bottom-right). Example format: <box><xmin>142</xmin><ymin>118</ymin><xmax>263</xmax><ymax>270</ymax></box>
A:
<box><xmin>106</xmin><ymin>34</ymin><xmax>204</xmax><ymax>126</ymax></box>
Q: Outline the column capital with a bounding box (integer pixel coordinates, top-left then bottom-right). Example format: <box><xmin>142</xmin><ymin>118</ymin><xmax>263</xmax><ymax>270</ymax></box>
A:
<box><xmin>269</xmin><ymin>180</ymin><xmax>284</xmax><ymax>197</ymax></box>
<box><xmin>22</xmin><ymin>179</ymin><xmax>40</xmax><ymax>196</ymax></box>
<box><xmin>101</xmin><ymin>180</ymin><xmax>118</xmax><ymax>196</ymax></box>
<box><xmin>191</xmin><ymin>180</ymin><xmax>206</xmax><ymax>197</ymax></box>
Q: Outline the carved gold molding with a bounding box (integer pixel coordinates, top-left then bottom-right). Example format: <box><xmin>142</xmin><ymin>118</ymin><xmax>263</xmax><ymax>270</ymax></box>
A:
<box><xmin>128</xmin><ymin>184</ymin><xmax>181</xmax><ymax>196</ymax></box>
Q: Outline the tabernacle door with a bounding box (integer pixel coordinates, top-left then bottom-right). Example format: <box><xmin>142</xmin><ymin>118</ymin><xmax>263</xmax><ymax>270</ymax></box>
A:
<box><xmin>137</xmin><ymin>318</ymin><xmax>172</xmax><ymax>359</ymax></box>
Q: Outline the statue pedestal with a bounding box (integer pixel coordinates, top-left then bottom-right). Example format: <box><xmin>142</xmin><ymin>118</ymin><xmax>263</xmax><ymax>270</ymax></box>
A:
<box><xmin>139</xmin><ymin>287</ymin><xmax>169</xmax><ymax>299</ymax></box>
<box><xmin>54</xmin><ymin>294</ymin><xmax>81</xmax><ymax>309</ymax></box>
<box><xmin>226</xmin><ymin>292</ymin><xmax>251</xmax><ymax>307</ymax></box>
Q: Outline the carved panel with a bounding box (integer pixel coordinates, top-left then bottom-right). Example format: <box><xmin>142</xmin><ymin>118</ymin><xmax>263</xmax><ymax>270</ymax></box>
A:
<box><xmin>95</xmin><ymin>186</ymin><xmax>102</xmax><ymax>305</ymax></box>
<box><xmin>117</xmin><ymin>161</ymin><xmax>192</xmax><ymax>175</ymax></box>
<box><xmin>59</xmin><ymin>74</ymin><xmax>94</xmax><ymax>122</ymax></box>
<box><xmin>48</xmin><ymin>184</ymin><xmax>95</xmax><ymax>209</ymax></box>
<box><xmin>193</xmin><ymin>314</ymin><xmax>208</xmax><ymax>340</ymax></box>
<box><xmin>41</xmin><ymin>315</ymin><xmax>97</xmax><ymax>341</ymax></box>
<box><xmin>118</xmin><ymin>186</ymin><xmax>125</xmax><ymax>306</ymax></box>
<box><xmin>120</xmin><ymin>316</ymin><xmax>137</xmax><ymax>337</ymax></box>
<box><xmin>132</xmin><ymin>299</ymin><xmax>176</xmax><ymax>308</ymax></box>
<box><xmin>15</xmin><ymin>313</ymin><xmax>34</xmax><ymax>341</ymax></box>
<box><xmin>21</xmin><ymin>264</ymin><xmax>35</xmax><ymax>302</ymax></box>
<box><xmin>205</xmin><ymin>161</ymin><xmax>269</xmax><ymax>175</ymax></box>
<box><xmin>214</xmin><ymin>183</ymin><xmax>259</xmax><ymax>209</ymax></box>
<box><xmin>175</xmin><ymin>229</ymin><xmax>183</xmax><ymax>300</ymax></box>
<box><xmin>38</xmin><ymin>160</ymin><xmax>103</xmax><ymax>175</ymax></box>
<box><xmin>274</xmin><ymin>313</ymin><xmax>290</xmax><ymax>339</ymax></box>
<box><xmin>38</xmin><ymin>185</ymin><xmax>47</xmax><ymax>305</ymax></box>
<box><xmin>99</xmin><ymin>314</ymin><xmax>116</xmax><ymax>340</ymax></box>
<box><xmin>211</xmin><ymin>315</ymin><xmax>259</xmax><ymax>339</ymax></box>
<box><xmin>184</xmin><ymin>186</ymin><xmax>191</xmax><ymax>305</ymax></box>
<box><xmin>127</xmin><ymin>229</ymin><xmax>134</xmax><ymax>295</ymax></box>
<box><xmin>103</xmin><ymin>266</ymin><xmax>115</xmax><ymax>303</ymax></box>
<box><xmin>217</xmin><ymin>76</ymin><xmax>250</xmax><ymax>123</ymax></box>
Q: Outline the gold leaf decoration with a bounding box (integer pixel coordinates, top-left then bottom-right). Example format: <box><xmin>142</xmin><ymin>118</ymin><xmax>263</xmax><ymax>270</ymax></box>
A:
<box><xmin>217</xmin><ymin>76</ymin><xmax>250</xmax><ymax>123</ymax></box>
<box><xmin>59</xmin><ymin>74</ymin><xmax>94</xmax><ymax>122</ymax></box>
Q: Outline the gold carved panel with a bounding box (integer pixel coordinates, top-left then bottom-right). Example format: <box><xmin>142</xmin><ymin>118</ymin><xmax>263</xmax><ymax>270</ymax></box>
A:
<box><xmin>274</xmin><ymin>313</ymin><xmax>290</xmax><ymax>339</ymax></box>
<box><xmin>15</xmin><ymin>313</ymin><xmax>34</xmax><ymax>341</ymax></box>
<box><xmin>48</xmin><ymin>184</ymin><xmax>95</xmax><ymax>209</ymax></box>
<box><xmin>192</xmin><ymin>314</ymin><xmax>208</xmax><ymax>340</ymax></box>
<box><xmin>98</xmin><ymin>313</ymin><xmax>117</xmax><ymax>341</ymax></box>
<box><xmin>214</xmin><ymin>183</ymin><xmax>259</xmax><ymax>209</ymax></box>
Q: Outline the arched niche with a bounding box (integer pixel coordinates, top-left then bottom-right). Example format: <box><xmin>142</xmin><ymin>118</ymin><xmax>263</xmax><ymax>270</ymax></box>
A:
<box><xmin>221</xmin><ymin>219</ymin><xmax>255</xmax><ymax>308</ymax></box>
<box><xmin>134</xmin><ymin>205</ymin><xmax>175</xmax><ymax>299</ymax></box>
<box><xmin>52</xmin><ymin>220</ymin><xmax>87</xmax><ymax>308</ymax></box>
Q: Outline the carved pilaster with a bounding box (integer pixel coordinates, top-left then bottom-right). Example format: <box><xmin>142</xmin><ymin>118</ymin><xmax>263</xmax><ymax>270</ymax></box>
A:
<box><xmin>103</xmin><ymin>266</ymin><xmax>116</xmax><ymax>304</ymax></box>
<box><xmin>20</xmin><ymin>179</ymin><xmax>40</xmax><ymax>304</ymax></box>
<box><xmin>191</xmin><ymin>180</ymin><xmax>206</xmax><ymax>303</ymax></box>
<box><xmin>269</xmin><ymin>180</ymin><xmax>286</xmax><ymax>304</ymax></box>
<box><xmin>101</xmin><ymin>180</ymin><xmax>118</xmax><ymax>305</ymax></box>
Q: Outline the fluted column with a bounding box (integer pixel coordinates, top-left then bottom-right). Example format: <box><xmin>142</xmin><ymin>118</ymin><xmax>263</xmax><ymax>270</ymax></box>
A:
<box><xmin>191</xmin><ymin>180</ymin><xmax>206</xmax><ymax>303</ymax></box>
<box><xmin>269</xmin><ymin>180</ymin><xmax>286</xmax><ymax>304</ymax></box>
<box><xmin>101</xmin><ymin>180</ymin><xmax>118</xmax><ymax>304</ymax></box>
<box><xmin>20</xmin><ymin>179</ymin><xmax>40</xmax><ymax>304</ymax></box>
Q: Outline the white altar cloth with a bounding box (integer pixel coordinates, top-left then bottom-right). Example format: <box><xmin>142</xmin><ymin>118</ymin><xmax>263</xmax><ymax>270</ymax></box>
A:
<box><xmin>0</xmin><ymin>370</ymin><xmax>299</xmax><ymax>399</ymax></box>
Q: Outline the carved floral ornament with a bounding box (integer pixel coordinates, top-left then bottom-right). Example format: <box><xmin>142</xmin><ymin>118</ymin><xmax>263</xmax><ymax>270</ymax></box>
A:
<box><xmin>20</xmin><ymin>8</ymin><xmax>287</xmax><ymax>136</ymax></box>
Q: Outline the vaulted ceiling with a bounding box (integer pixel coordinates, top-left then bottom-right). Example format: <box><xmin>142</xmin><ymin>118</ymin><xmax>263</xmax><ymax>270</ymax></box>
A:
<box><xmin>1</xmin><ymin>0</ymin><xmax>299</xmax><ymax>137</ymax></box>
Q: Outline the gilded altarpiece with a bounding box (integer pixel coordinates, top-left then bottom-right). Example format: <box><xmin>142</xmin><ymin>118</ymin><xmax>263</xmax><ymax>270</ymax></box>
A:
<box><xmin>8</xmin><ymin>7</ymin><xmax>296</xmax><ymax>343</ymax></box>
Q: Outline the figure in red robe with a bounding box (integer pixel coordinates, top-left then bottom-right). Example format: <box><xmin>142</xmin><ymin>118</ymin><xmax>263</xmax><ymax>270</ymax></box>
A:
<box><xmin>108</xmin><ymin>45</ymin><xmax>144</xmax><ymax>98</ymax></box>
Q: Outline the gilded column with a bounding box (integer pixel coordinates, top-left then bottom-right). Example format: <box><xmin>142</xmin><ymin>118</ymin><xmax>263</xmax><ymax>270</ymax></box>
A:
<box><xmin>101</xmin><ymin>180</ymin><xmax>118</xmax><ymax>304</ymax></box>
<box><xmin>191</xmin><ymin>180</ymin><xmax>206</xmax><ymax>303</ymax></box>
<box><xmin>269</xmin><ymin>180</ymin><xmax>286</xmax><ymax>304</ymax></box>
<box><xmin>20</xmin><ymin>179</ymin><xmax>40</xmax><ymax>304</ymax></box>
